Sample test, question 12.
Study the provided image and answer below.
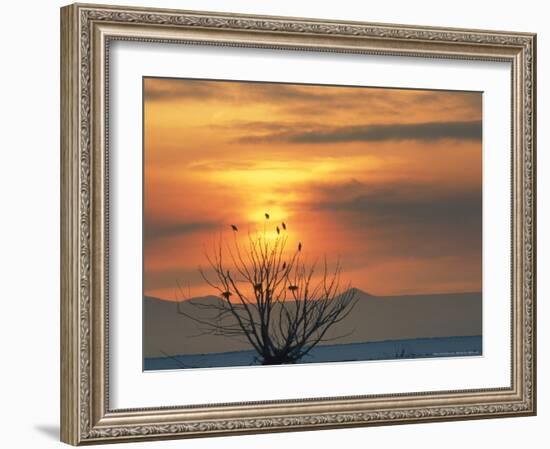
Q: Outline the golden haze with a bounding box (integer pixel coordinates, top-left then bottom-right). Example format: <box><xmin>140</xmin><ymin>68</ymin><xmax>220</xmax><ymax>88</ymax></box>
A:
<box><xmin>143</xmin><ymin>78</ymin><xmax>482</xmax><ymax>300</ymax></box>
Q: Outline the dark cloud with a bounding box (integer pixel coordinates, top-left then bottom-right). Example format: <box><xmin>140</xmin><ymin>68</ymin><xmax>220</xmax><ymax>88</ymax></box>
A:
<box><xmin>186</xmin><ymin>159</ymin><xmax>260</xmax><ymax>171</ymax></box>
<box><xmin>217</xmin><ymin>120</ymin><xmax>304</xmax><ymax>133</ymax></box>
<box><xmin>143</xmin><ymin>79</ymin><xmax>325</xmax><ymax>103</ymax></box>
<box><xmin>410</xmin><ymin>91</ymin><xmax>480</xmax><ymax>107</ymax></box>
<box><xmin>310</xmin><ymin>180</ymin><xmax>482</xmax><ymax>225</ymax></box>
<box><xmin>143</xmin><ymin>79</ymin><xmax>216</xmax><ymax>101</ymax></box>
<box><xmin>299</xmin><ymin>180</ymin><xmax>482</xmax><ymax>261</ymax></box>
<box><xmin>240</xmin><ymin>120</ymin><xmax>482</xmax><ymax>144</ymax></box>
<box><xmin>245</xmin><ymin>83</ymin><xmax>330</xmax><ymax>102</ymax></box>
<box><xmin>316</xmin><ymin>187</ymin><xmax>481</xmax><ymax>226</ymax></box>
<box><xmin>144</xmin><ymin>78</ymin><xmax>387</xmax><ymax>104</ymax></box>
<box><xmin>145</xmin><ymin>79</ymin><xmax>481</xmax><ymax>133</ymax></box>
<box><xmin>144</xmin><ymin>220</ymin><xmax>218</xmax><ymax>241</ymax></box>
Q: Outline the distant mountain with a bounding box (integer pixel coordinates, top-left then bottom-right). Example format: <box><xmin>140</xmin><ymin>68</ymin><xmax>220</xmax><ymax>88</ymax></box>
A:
<box><xmin>143</xmin><ymin>294</ymin><xmax>246</xmax><ymax>358</ymax></box>
<box><xmin>143</xmin><ymin>289</ymin><xmax>482</xmax><ymax>358</ymax></box>
<box><xmin>347</xmin><ymin>287</ymin><xmax>374</xmax><ymax>297</ymax></box>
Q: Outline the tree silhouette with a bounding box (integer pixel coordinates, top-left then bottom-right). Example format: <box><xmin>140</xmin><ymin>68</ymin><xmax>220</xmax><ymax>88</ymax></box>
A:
<box><xmin>177</xmin><ymin>217</ymin><xmax>358</xmax><ymax>365</ymax></box>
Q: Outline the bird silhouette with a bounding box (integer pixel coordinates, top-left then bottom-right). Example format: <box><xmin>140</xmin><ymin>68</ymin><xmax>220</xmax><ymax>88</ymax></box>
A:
<box><xmin>221</xmin><ymin>291</ymin><xmax>232</xmax><ymax>299</ymax></box>
<box><xmin>298</xmin><ymin>242</ymin><xmax>302</xmax><ymax>252</ymax></box>
<box><xmin>231</xmin><ymin>224</ymin><xmax>238</xmax><ymax>231</ymax></box>
<box><xmin>265</xmin><ymin>213</ymin><xmax>270</xmax><ymax>219</ymax></box>
<box><xmin>282</xmin><ymin>222</ymin><xmax>286</xmax><ymax>230</ymax></box>
<box><xmin>276</xmin><ymin>226</ymin><xmax>280</xmax><ymax>235</ymax></box>
<box><xmin>282</xmin><ymin>262</ymin><xmax>286</xmax><ymax>270</ymax></box>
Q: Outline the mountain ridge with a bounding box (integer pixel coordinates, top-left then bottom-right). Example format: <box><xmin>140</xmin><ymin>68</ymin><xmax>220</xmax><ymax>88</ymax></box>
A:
<box><xmin>145</xmin><ymin>287</ymin><xmax>482</xmax><ymax>304</ymax></box>
<box><xmin>143</xmin><ymin>290</ymin><xmax>482</xmax><ymax>358</ymax></box>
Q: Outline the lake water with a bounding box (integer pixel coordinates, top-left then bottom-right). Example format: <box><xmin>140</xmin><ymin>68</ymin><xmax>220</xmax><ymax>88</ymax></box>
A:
<box><xmin>144</xmin><ymin>335</ymin><xmax>482</xmax><ymax>371</ymax></box>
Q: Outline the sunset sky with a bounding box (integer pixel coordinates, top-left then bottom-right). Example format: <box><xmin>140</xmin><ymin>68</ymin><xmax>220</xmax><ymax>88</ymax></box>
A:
<box><xmin>143</xmin><ymin>77</ymin><xmax>482</xmax><ymax>300</ymax></box>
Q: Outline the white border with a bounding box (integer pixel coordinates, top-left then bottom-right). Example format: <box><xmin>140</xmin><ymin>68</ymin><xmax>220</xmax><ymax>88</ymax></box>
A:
<box><xmin>109</xmin><ymin>41</ymin><xmax>511</xmax><ymax>409</ymax></box>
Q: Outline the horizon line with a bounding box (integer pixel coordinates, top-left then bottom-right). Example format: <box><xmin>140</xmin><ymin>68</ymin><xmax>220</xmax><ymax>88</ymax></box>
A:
<box><xmin>144</xmin><ymin>289</ymin><xmax>483</xmax><ymax>303</ymax></box>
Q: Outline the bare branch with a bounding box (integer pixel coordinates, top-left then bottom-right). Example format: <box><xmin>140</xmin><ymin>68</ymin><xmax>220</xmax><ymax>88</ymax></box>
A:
<box><xmin>174</xmin><ymin>220</ymin><xmax>359</xmax><ymax>365</ymax></box>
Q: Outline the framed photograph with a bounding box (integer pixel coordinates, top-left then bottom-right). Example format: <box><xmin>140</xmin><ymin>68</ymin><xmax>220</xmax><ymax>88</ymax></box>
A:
<box><xmin>60</xmin><ymin>3</ymin><xmax>537</xmax><ymax>445</ymax></box>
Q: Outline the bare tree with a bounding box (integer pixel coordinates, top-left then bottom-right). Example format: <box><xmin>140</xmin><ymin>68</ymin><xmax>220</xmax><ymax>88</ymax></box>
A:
<box><xmin>177</xmin><ymin>218</ymin><xmax>358</xmax><ymax>365</ymax></box>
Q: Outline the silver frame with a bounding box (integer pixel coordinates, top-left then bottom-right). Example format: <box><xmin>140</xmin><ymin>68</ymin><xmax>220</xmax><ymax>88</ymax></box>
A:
<box><xmin>61</xmin><ymin>3</ymin><xmax>536</xmax><ymax>445</ymax></box>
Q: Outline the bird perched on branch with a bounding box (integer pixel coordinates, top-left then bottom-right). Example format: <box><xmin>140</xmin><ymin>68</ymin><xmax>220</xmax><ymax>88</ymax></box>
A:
<box><xmin>221</xmin><ymin>291</ymin><xmax>232</xmax><ymax>299</ymax></box>
<box><xmin>231</xmin><ymin>224</ymin><xmax>238</xmax><ymax>231</ymax></box>
<box><xmin>298</xmin><ymin>242</ymin><xmax>302</xmax><ymax>252</ymax></box>
<box><xmin>265</xmin><ymin>213</ymin><xmax>270</xmax><ymax>219</ymax></box>
<box><xmin>276</xmin><ymin>226</ymin><xmax>280</xmax><ymax>235</ymax></box>
<box><xmin>282</xmin><ymin>222</ymin><xmax>286</xmax><ymax>230</ymax></box>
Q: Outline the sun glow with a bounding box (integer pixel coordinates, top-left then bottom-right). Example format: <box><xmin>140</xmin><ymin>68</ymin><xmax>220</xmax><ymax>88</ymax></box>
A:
<box><xmin>244</xmin><ymin>206</ymin><xmax>289</xmax><ymax>225</ymax></box>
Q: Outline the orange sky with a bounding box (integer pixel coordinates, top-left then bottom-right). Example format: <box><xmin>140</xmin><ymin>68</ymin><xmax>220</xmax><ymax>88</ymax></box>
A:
<box><xmin>143</xmin><ymin>77</ymin><xmax>482</xmax><ymax>300</ymax></box>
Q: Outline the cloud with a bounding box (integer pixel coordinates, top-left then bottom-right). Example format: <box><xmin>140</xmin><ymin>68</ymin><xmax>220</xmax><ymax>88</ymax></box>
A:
<box><xmin>144</xmin><ymin>220</ymin><xmax>219</xmax><ymax>241</ymax></box>
<box><xmin>240</xmin><ymin>120</ymin><xmax>482</xmax><ymax>144</ymax></box>
<box><xmin>143</xmin><ymin>78</ymin><xmax>341</xmax><ymax>103</ymax></box>
<box><xmin>323</xmin><ymin>190</ymin><xmax>481</xmax><ymax>227</ymax></box>
<box><xmin>312</xmin><ymin>181</ymin><xmax>481</xmax><ymax>226</ymax></box>
<box><xmin>295</xmin><ymin>179</ymin><xmax>482</xmax><ymax>261</ymax></box>
<box><xmin>143</xmin><ymin>78</ymin><xmax>217</xmax><ymax>101</ymax></box>
<box><xmin>144</xmin><ymin>78</ymin><xmax>479</xmax><ymax>113</ymax></box>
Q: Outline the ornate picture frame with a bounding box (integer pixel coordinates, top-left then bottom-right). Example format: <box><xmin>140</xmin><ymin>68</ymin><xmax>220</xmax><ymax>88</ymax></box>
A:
<box><xmin>60</xmin><ymin>3</ymin><xmax>536</xmax><ymax>445</ymax></box>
